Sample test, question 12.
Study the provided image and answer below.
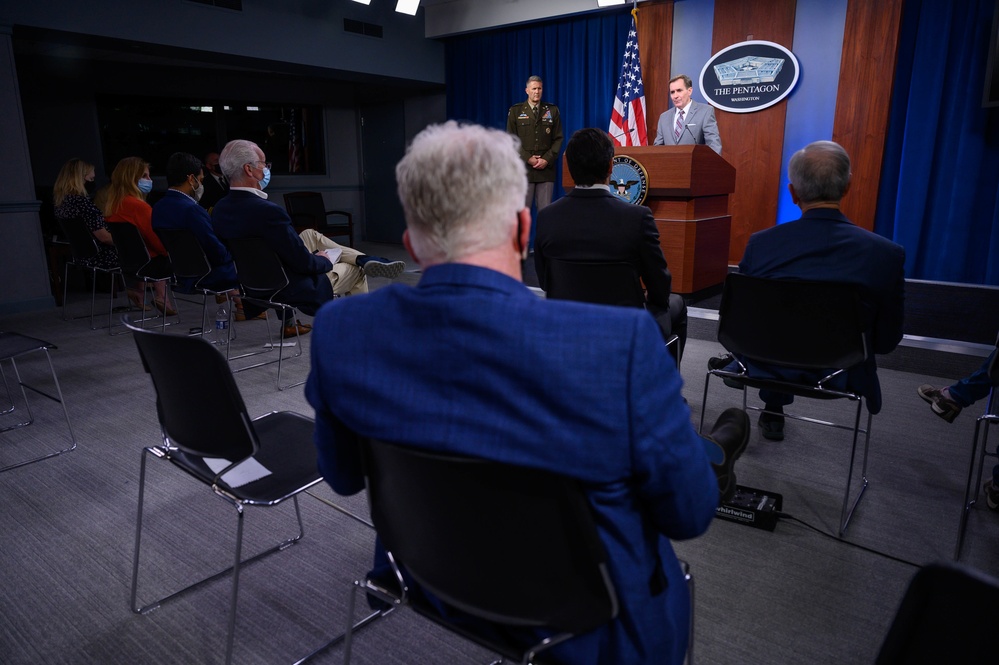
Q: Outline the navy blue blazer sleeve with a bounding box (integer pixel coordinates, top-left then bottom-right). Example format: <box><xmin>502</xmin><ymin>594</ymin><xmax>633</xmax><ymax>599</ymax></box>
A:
<box><xmin>258</xmin><ymin>203</ymin><xmax>334</xmax><ymax>275</ymax></box>
<box><xmin>637</xmin><ymin>206</ymin><xmax>673</xmax><ymax>310</ymax></box>
<box><xmin>188</xmin><ymin>205</ymin><xmax>232</xmax><ymax>268</ymax></box>
<box><xmin>871</xmin><ymin>244</ymin><xmax>906</xmax><ymax>355</ymax></box>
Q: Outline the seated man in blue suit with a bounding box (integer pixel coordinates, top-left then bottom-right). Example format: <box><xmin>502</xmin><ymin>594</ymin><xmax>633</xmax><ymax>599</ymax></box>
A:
<box><xmin>212</xmin><ymin>139</ymin><xmax>404</xmax><ymax>329</ymax></box>
<box><xmin>712</xmin><ymin>140</ymin><xmax>906</xmax><ymax>440</ymax></box>
<box><xmin>152</xmin><ymin>152</ymin><xmax>238</xmax><ymax>297</ymax></box>
<box><xmin>535</xmin><ymin>127</ymin><xmax>688</xmax><ymax>360</ymax></box>
<box><xmin>306</xmin><ymin>121</ymin><xmax>750</xmax><ymax>665</ymax></box>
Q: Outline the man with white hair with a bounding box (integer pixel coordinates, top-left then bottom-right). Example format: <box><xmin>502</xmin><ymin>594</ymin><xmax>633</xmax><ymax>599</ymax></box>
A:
<box><xmin>306</xmin><ymin>121</ymin><xmax>749</xmax><ymax>664</ymax></box>
<box><xmin>212</xmin><ymin>139</ymin><xmax>404</xmax><ymax>335</ymax></box>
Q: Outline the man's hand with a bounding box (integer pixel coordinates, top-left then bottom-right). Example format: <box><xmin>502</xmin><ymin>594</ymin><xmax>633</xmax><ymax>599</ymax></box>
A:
<box><xmin>533</xmin><ymin>157</ymin><xmax>548</xmax><ymax>170</ymax></box>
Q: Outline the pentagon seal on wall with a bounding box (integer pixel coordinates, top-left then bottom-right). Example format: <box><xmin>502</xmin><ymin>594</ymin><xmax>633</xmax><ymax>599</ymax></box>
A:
<box><xmin>610</xmin><ymin>155</ymin><xmax>649</xmax><ymax>206</ymax></box>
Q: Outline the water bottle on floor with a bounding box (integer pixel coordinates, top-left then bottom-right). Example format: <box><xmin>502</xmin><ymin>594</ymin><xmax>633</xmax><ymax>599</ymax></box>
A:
<box><xmin>215</xmin><ymin>304</ymin><xmax>229</xmax><ymax>347</ymax></box>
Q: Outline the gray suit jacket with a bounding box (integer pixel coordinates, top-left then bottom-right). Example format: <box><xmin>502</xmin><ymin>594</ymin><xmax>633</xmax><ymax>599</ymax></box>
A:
<box><xmin>653</xmin><ymin>100</ymin><xmax>722</xmax><ymax>154</ymax></box>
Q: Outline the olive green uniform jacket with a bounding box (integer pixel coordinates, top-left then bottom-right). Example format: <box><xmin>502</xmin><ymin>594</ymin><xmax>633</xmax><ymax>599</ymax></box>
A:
<box><xmin>505</xmin><ymin>100</ymin><xmax>564</xmax><ymax>184</ymax></box>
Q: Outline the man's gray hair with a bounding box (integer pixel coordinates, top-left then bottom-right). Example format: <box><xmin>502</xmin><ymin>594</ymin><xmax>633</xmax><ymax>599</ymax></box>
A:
<box><xmin>219</xmin><ymin>139</ymin><xmax>260</xmax><ymax>182</ymax></box>
<box><xmin>396</xmin><ymin>121</ymin><xmax>527</xmax><ymax>264</ymax></box>
<box><xmin>527</xmin><ymin>75</ymin><xmax>542</xmax><ymax>86</ymax></box>
<box><xmin>788</xmin><ymin>140</ymin><xmax>852</xmax><ymax>204</ymax></box>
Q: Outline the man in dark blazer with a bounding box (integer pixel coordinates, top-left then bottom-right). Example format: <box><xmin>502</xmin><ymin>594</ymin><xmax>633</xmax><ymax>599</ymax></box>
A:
<box><xmin>211</xmin><ymin>139</ymin><xmax>404</xmax><ymax>328</ymax></box>
<box><xmin>722</xmin><ymin>140</ymin><xmax>905</xmax><ymax>440</ymax></box>
<box><xmin>535</xmin><ymin>127</ymin><xmax>688</xmax><ymax>360</ymax></box>
<box><xmin>306</xmin><ymin>121</ymin><xmax>748</xmax><ymax>665</ymax></box>
<box><xmin>198</xmin><ymin>151</ymin><xmax>229</xmax><ymax>211</ymax></box>
<box><xmin>653</xmin><ymin>74</ymin><xmax>722</xmax><ymax>154</ymax></box>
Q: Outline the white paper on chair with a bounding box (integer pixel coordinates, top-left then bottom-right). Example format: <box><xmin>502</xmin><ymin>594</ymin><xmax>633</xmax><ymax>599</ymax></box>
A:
<box><xmin>204</xmin><ymin>457</ymin><xmax>272</xmax><ymax>487</ymax></box>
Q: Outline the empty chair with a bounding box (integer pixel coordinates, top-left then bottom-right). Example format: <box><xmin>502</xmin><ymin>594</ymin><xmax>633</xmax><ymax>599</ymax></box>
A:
<box><xmin>0</xmin><ymin>332</ymin><xmax>77</xmax><ymax>472</ymax></box>
<box><xmin>125</xmin><ymin>319</ymin><xmax>375</xmax><ymax>664</ymax></box>
<box><xmin>545</xmin><ymin>258</ymin><xmax>681</xmax><ymax>362</ymax></box>
<box><xmin>284</xmin><ymin>191</ymin><xmax>354</xmax><ymax>247</ymax></box>
<box><xmin>341</xmin><ymin>437</ymin><xmax>620</xmax><ymax>664</ymax></box>
<box><xmin>954</xmin><ymin>335</ymin><xmax>999</xmax><ymax>559</ymax></box>
<box><xmin>57</xmin><ymin>216</ymin><xmax>128</xmax><ymax>334</ymax></box>
<box><xmin>700</xmin><ymin>273</ymin><xmax>873</xmax><ymax>536</ymax></box>
<box><xmin>877</xmin><ymin>562</ymin><xmax>999</xmax><ymax>664</ymax></box>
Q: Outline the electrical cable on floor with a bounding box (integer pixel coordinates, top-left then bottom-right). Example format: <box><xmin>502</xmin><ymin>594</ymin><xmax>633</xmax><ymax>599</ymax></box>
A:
<box><xmin>774</xmin><ymin>511</ymin><xmax>923</xmax><ymax>569</ymax></box>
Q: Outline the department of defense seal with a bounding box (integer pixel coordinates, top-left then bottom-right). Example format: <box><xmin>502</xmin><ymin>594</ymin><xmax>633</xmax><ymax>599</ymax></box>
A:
<box><xmin>610</xmin><ymin>155</ymin><xmax>650</xmax><ymax>205</ymax></box>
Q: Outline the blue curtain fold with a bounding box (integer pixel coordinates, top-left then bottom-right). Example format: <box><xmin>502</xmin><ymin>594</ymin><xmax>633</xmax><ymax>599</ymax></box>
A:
<box><xmin>875</xmin><ymin>0</ymin><xmax>999</xmax><ymax>285</ymax></box>
<box><xmin>445</xmin><ymin>9</ymin><xmax>638</xmax><ymax>198</ymax></box>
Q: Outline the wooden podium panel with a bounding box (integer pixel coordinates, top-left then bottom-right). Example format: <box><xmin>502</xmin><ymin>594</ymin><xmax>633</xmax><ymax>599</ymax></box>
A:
<box><xmin>562</xmin><ymin>145</ymin><xmax>736</xmax><ymax>295</ymax></box>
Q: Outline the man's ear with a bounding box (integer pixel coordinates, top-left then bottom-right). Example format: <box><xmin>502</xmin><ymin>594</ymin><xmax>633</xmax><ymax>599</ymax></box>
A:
<box><xmin>402</xmin><ymin>229</ymin><xmax>422</xmax><ymax>267</ymax></box>
<box><xmin>788</xmin><ymin>183</ymin><xmax>799</xmax><ymax>205</ymax></box>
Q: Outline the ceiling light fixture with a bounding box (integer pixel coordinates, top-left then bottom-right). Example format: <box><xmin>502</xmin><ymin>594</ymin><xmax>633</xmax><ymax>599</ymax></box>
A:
<box><xmin>597</xmin><ymin>0</ymin><xmax>627</xmax><ymax>7</ymax></box>
<box><xmin>395</xmin><ymin>0</ymin><xmax>420</xmax><ymax>15</ymax></box>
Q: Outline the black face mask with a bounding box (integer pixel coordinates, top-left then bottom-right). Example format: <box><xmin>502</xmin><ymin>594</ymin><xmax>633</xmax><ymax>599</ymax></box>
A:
<box><xmin>85</xmin><ymin>181</ymin><xmax>96</xmax><ymax>195</ymax></box>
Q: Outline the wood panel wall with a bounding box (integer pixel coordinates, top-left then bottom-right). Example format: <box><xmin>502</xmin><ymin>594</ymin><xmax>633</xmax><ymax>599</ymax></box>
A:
<box><xmin>637</xmin><ymin>0</ymin><xmax>674</xmax><ymax>140</ymax></box>
<box><xmin>832</xmin><ymin>0</ymin><xmax>906</xmax><ymax>231</ymax></box>
<box><xmin>711</xmin><ymin>0</ymin><xmax>797</xmax><ymax>263</ymax></box>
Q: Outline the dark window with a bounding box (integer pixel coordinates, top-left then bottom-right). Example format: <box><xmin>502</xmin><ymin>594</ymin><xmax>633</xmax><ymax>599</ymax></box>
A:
<box><xmin>96</xmin><ymin>96</ymin><xmax>326</xmax><ymax>176</ymax></box>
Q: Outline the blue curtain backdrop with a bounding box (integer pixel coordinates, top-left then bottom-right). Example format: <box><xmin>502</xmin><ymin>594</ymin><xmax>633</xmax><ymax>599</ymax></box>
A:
<box><xmin>875</xmin><ymin>0</ymin><xmax>999</xmax><ymax>285</ymax></box>
<box><xmin>445</xmin><ymin>8</ymin><xmax>637</xmax><ymax>198</ymax></box>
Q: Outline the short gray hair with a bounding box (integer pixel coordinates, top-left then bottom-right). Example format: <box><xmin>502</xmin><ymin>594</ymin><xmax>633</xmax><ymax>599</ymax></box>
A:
<box><xmin>788</xmin><ymin>141</ymin><xmax>852</xmax><ymax>204</ymax></box>
<box><xmin>396</xmin><ymin>121</ymin><xmax>527</xmax><ymax>264</ymax></box>
<box><xmin>219</xmin><ymin>139</ymin><xmax>260</xmax><ymax>182</ymax></box>
<box><xmin>526</xmin><ymin>75</ymin><xmax>542</xmax><ymax>86</ymax></box>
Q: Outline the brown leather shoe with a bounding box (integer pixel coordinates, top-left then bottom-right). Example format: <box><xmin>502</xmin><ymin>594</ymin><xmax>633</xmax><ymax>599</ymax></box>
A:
<box><xmin>282</xmin><ymin>320</ymin><xmax>312</xmax><ymax>338</ymax></box>
<box><xmin>234</xmin><ymin>309</ymin><xmax>266</xmax><ymax>322</ymax></box>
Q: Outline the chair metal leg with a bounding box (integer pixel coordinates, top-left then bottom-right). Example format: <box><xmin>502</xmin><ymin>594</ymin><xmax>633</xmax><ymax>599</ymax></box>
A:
<box><xmin>0</xmin><ymin>351</ymin><xmax>78</xmax><ymax>473</ymax></box>
<box><xmin>838</xmin><ymin>405</ymin><xmax>872</xmax><ymax>537</ymax></box>
<box><xmin>955</xmin><ymin>409</ymin><xmax>998</xmax><ymax>559</ymax></box>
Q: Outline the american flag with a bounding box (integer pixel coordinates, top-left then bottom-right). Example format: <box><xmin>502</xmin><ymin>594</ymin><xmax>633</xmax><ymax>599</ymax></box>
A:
<box><xmin>608</xmin><ymin>15</ymin><xmax>647</xmax><ymax>147</ymax></box>
<box><xmin>288</xmin><ymin>108</ymin><xmax>302</xmax><ymax>173</ymax></box>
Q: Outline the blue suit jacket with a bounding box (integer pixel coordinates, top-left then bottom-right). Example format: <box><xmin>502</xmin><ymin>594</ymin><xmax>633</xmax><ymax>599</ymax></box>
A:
<box><xmin>739</xmin><ymin>208</ymin><xmax>906</xmax><ymax>413</ymax></box>
<box><xmin>151</xmin><ymin>189</ymin><xmax>237</xmax><ymax>292</ymax></box>
<box><xmin>305</xmin><ymin>263</ymin><xmax>719</xmax><ymax>665</ymax></box>
<box><xmin>211</xmin><ymin>190</ymin><xmax>334</xmax><ymax>315</ymax></box>
<box><xmin>653</xmin><ymin>101</ymin><xmax>722</xmax><ymax>154</ymax></box>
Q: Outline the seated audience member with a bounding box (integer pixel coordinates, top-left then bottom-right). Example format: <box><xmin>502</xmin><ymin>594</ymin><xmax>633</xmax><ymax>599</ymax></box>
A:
<box><xmin>305</xmin><ymin>121</ymin><xmax>749</xmax><ymax>665</ymax></box>
<box><xmin>918</xmin><ymin>348</ymin><xmax>999</xmax><ymax>508</ymax></box>
<box><xmin>199</xmin><ymin>151</ymin><xmax>229</xmax><ymax>211</ymax></box>
<box><xmin>211</xmin><ymin>139</ymin><xmax>404</xmax><ymax>329</ymax></box>
<box><xmin>101</xmin><ymin>156</ymin><xmax>176</xmax><ymax>315</ymax></box>
<box><xmin>534</xmin><ymin>127</ymin><xmax>688</xmax><ymax>359</ymax></box>
<box><xmin>52</xmin><ymin>158</ymin><xmax>119</xmax><ymax>273</ymax></box>
<box><xmin>711</xmin><ymin>140</ymin><xmax>905</xmax><ymax>441</ymax></box>
<box><xmin>150</xmin><ymin>152</ymin><xmax>257</xmax><ymax>320</ymax></box>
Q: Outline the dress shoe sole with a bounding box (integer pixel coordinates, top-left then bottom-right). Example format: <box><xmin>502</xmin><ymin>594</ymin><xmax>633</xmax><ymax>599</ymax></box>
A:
<box><xmin>362</xmin><ymin>261</ymin><xmax>405</xmax><ymax>279</ymax></box>
<box><xmin>759</xmin><ymin>418</ymin><xmax>785</xmax><ymax>441</ymax></box>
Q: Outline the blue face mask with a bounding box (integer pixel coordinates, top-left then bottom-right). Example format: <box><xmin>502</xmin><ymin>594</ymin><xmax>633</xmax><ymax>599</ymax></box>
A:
<box><xmin>259</xmin><ymin>167</ymin><xmax>271</xmax><ymax>190</ymax></box>
<box><xmin>137</xmin><ymin>178</ymin><xmax>153</xmax><ymax>194</ymax></box>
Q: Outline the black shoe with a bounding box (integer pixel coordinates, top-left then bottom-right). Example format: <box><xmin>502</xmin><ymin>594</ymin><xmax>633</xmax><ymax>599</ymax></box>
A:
<box><xmin>759</xmin><ymin>409</ymin><xmax>785</xmax><ymax>441</ymax></box>
<box><xmin>704</xmin><ymin>407</ymin><xmax>750</xmax><ymax>502</ymax></box>
<box><xmin>708</xmin><ymin>353</ymin><xmax>742</xmax><ymax>389</ymax></box>
<box><xmin>359</xmin><ymin>257</ymin><xmax>406</xmax><ymax>279</ymax></box>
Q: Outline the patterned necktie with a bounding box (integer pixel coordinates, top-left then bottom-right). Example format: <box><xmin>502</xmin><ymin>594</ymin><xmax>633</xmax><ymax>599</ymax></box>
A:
<box><xmin>674</xmin><ymin>108</ymin><xmax>685</xmax><ymax>143</ymax></box>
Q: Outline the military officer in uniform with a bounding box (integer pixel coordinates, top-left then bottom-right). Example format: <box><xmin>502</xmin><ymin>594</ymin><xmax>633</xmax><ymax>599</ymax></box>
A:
<box><xmin>506</xmin><ymin>76</ymin><xmax>564</xmax><ymax>225</ymax></box>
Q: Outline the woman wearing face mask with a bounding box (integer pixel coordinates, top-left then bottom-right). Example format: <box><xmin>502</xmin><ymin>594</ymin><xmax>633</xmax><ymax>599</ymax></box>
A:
<box><xmin>53</xmin><ymin>158</ymin><xmax>120</xmax><ymax>274</ymax></box>
<box><xmin>102</xmin><ymin>156</ymin><xmax>176</xmax><ymax>315</ymax></box>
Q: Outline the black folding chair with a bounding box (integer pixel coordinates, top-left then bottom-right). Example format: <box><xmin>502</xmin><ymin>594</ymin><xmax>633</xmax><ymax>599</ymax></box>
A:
<box><xmin>57</xmin><ymin>216</ymin><xmax>128</xmax><ymax>334</ymax></box>
<box><xmin>226</xmin><ymin>236</ymin><xmax>307</xmax><ymax>390</ymax></box>
<box><xmin>284</xmin><ymin>191</ymin><xmax>354</xmax><ymax>247</ymax></box>
<box><xmin>544</xmin><ymin>258</ymin><xmax>681</xmax><ymax>363</ymax></box>
<box><xmin>157</xmin><ymin>227</ymin><xmax>237</xmax><ymax>339</ymax></box>
<box><xmin>877</xmin><ymin>562</ymin><xmax>999</xmax><ymax>663</ymax></box>
<box><xmin>342</xmin><ymin>438</ymin><xmax>620</xmax><ymax>664</ymax></box>
<box><xmin>125</xmin><ymin>319</ymin><xmax>373</xmax><ymax>664</ymax></box>
<box><xmin>0</xmin><ymin>332</ymin><xmax>77</xmax><ymax>472</ymax></box>
<box><xmin>699</xmin><ymin>273</ymin><xmax>873</xmax><ymax>536</ymax></box>
<box><xmin>954</xmin><ymin>335</ymin><xmax>999</xmax><ymax>559</ymax></box>
<box><xmin>106</xmin><ymin>222</ymin><xmax>177</xmax><ymax>331</ymax></box>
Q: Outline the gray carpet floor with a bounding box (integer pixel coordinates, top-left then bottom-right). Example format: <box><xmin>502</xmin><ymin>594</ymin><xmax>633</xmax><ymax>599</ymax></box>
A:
<box><xmin>1</xmin><ymin>258</ymin><xmax>997</xmax><ymax>664</ymax></box>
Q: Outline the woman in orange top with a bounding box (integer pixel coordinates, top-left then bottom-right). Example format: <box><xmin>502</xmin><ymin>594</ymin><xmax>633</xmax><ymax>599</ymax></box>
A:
<box><xmin>101</xmin><ymin>156</ymin><xmax>176</xmax><ymax>314</ymax></box>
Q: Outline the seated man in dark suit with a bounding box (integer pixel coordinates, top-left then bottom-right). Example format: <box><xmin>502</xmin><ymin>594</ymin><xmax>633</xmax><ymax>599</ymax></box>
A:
<box><xmin>211</xmin><ymin>139</ymin><xmax>404</xmax><ymax>331</ymax></box>
<box><xmin>713</xmin><ymin>140</ymin><xmax>906</xmax><ymax>440</ymax></box>
<box><xmin>534</xmin><ymin>127</ymin><xmax>688</xmax><ymax>359</ymax></box>
<box><xmin>306</xmin><ymin>121</ymin><xmax>749</xmax><ymax>665</ymax></box>
<box><xmin>198</xmin><ymin>151</ymin><xmax>229</xmax><ymax>211</ymax></box>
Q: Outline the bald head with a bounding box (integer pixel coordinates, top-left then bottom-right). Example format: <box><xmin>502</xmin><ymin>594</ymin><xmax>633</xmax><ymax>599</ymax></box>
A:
<box><xmin>788</xmin><ymin>141</ymin><xmax>852</xmax><ymax>205</ymax></box>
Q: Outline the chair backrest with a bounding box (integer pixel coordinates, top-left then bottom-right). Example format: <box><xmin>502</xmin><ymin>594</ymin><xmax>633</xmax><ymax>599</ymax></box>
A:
<box><xmin>545</xmin><ymin>259</ymin><xmax>646</xmax><ymax>308</ymax></box>
<box><xmin>988</xmin><ymin>332</ymin><xmax>999</xmax><ymax>386</ymax></box>
<box><xmin>106</xmin><ymin>222</ymin><xmax>153</xmax><ymax>275</ymax></box>
<box><xmin>57</xmin><ymin>216</ymin><xmax>100</xmax><ymax>264</ymax></box>
<box><xmin>876</xmin><ymin>562</ymin><xmax>999</xmax><ymax>664</ymax></box>
<box><xmin>157</xmin><ymin>228</ymin><xmax>212</xmax><ymax>283</ymax></box>
<box><xmin>127</xmin><ymin>319</ymin><xmax>258</xmax><ymax>461</ymax></box>
<box><xmin>361</xmin><ymin>438</ymin><xmax>618</xmax><ymax>633</ymax></box>
<box><xmin>718</xmin><ymin>273</ymin><xmax>869</xmax><ymax>370</ymax></box>
<box><xmin>226</xmin><ymin>236</ymin><xmax>291</xmax><ymax>296</ymax></box>
<box><xmin>283</xmin><ymin>191</ymin><xmax>325</xmax><ymax>227</ymax></box>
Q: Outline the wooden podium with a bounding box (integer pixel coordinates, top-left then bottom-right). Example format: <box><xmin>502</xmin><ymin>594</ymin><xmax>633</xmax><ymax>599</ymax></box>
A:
<box><xmin>563</xmin><ymin>145</ymin><xmax>735</xmax><ymax>295</ymax></box>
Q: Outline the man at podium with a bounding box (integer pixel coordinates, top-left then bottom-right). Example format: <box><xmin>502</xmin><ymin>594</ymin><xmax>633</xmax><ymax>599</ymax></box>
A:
<box><xmin>653</xmin><ymin>74</ymin><xmax>722</xmax><ymax>155</ymax></box>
